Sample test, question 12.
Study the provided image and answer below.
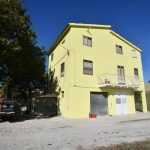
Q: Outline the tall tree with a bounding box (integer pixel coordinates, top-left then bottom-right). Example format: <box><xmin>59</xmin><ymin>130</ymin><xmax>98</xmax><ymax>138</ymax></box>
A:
<box><xmin>0</xmin><ymin>0</ymin><xmax>46</xmax><ymax>98</ymax></box>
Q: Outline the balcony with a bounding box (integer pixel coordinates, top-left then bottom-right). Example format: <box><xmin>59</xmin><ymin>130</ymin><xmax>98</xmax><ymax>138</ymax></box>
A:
<box><xmin>98</xmin><ymin>74</ymin><xmax>140</xmax><ymax>89</ymax></box>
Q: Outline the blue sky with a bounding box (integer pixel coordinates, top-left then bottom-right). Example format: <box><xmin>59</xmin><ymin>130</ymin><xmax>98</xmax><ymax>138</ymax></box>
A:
<box><xmin>24</xmin><ymin>0</ymin><xmax>150</xmax><ymax>83</ymax></box>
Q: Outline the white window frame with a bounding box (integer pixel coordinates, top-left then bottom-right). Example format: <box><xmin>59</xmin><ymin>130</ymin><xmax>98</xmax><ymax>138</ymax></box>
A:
<box><xmin>83</xmin><ymin>36</ymin><xmax>92</xmax><ymax>47</ymax></box>
<box><xmin>83</xmin><ymin>60</ymin><xmax>93</xmax><ymax>75</ymax></box>
<box><xmin>116</xmin><ymin>45</ymin><xmax>123</xmax><ymax>54</ymax></box>
<box><xmin>117</xmin><ymin>65</ymin><xmax>125</xmax><ymax>84</ymax></box>
<box><xmin>61</xmin><ymin>62</ymin><xmax>65</xmax><ymax>77</ymax></box>
<box><xmin>134</xmin><ymin>68</ymin><xmax>139</xmax><ymax>78</ymax></box>
<box><xmin>132</xmin><ymin>50</ymin><xmax>137</xmax><ymax>58</ymax></box>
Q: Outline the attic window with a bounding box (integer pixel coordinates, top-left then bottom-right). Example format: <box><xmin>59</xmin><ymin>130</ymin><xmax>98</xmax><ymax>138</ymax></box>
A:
<box><xmin>116</xmin><ymin>45</ymin><xmax>123</xmax><ymax>54</ymax></box>
<box><xmin>83</xmin><ymin>36</ymin><xmax>92</xmax><ymax>47</ymax></box>
<box><xmin>132</xmin><ymin>50</ymin><xmax>137</xmax><ymax>58</ymax></box>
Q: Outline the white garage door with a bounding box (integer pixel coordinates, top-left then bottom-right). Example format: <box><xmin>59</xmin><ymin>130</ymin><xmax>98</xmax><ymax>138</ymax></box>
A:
<box><xmin>115</xmin><ymin>92</ymin><xmax>128</xmax><ymax>115</ymax></box>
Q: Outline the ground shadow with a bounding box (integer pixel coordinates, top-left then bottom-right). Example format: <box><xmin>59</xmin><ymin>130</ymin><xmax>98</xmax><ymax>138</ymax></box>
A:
<box><xmin>0</xmin><ymin>114</ymin><xmax>58</xmax><ymax>123</ymax></box>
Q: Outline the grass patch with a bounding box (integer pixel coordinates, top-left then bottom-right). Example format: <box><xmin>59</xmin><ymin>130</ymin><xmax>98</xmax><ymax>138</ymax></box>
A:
<box><xmin>95</xmin><ymin>139</ymin><xmax>150</xmax><ymax>150</ymax></box>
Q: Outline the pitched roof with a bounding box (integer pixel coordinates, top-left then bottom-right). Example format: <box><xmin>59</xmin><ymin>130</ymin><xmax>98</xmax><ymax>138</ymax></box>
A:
<box><xmin>48</xmin><ymin>23</ymin><xmax>142</xmax><ymax>54</ymax></box>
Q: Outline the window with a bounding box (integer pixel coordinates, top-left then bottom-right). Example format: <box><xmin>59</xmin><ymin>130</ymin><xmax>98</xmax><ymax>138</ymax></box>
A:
<box><xmin>83</xmin><ymin>60</ymin><xmax>93</xmax><ymax>75</ymax></box>
<box><xmin>83</xmin><ymin>36</ymin><xmax>92</xmax><ymax>47</ymax></box>
<box><xmin>116</xmin><ymin>45</ymin><xmax>123</xmax><ymax>54</ymax></box>
<box><xmin>51</xmin><ymin>53</ymin><xmax>54</xmax><ymax>61</ymax></box>
<box><xmin>62</xmin><ymin>91</ymin><xmax>64</xmax><ymax>98</ymax></box>
<box><xmin>132</xmin><ymin>50</ymin><xmax>137</xmax><ymax>58</ymax></box>
<box><xmin>61</xmin><ymin>62</ymin><xmax>65</xmax><ymax>77</ymax></box>
<box><xmin>134</xmin><ymin>68</ymin><xmax>139</xmax><ymax>78</ymax></box>
<box><xmin>117</xmin><ymin>66</ymin><xmax>125</xmax><ymax>84</ymax></box>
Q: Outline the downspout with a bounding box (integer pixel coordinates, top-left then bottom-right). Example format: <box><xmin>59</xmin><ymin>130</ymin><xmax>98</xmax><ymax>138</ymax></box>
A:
<box><xmin>67</xmin><ymin>49</ymin><xmax>76</xmax><ymax>118</ymax></box>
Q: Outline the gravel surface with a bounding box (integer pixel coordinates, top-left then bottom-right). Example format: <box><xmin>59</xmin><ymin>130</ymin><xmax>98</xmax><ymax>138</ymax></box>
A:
<box><xmin>1</xmin><ymin>115</ymin><xmax>150</xmax><ymax>150</ymax></box>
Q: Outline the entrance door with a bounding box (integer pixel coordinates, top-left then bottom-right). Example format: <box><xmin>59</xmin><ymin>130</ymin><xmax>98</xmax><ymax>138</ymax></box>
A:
<box><xmin>90</xmin><ymin>92</ymin><xmax>108</xmax><ymax>116</ymax></box>
<box><xmin>118</xmin><ymin>66</ymin><xmax>125</xmax><ymax>84</ymax></box>
<box><xmin>115</xmin><ymin>92</ymin><xmax>128</xmax><ymax>115</ymax></box>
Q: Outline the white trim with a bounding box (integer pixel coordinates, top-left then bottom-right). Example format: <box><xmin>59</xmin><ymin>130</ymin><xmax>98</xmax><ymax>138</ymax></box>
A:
<box><xmin>98</xmin><ymin>84</ymin><xmax>139</xmax><ymax>89</ymax></box>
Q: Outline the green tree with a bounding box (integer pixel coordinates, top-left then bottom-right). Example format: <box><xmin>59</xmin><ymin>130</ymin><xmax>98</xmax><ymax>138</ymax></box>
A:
<box><xmin>0</xmin><ymin>0</ymin><xmax>46</xmax><ymax>98</ymax></box>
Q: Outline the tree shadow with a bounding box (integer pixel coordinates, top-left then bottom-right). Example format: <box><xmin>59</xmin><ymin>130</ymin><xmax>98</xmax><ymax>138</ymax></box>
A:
<box><xmin>48</xmin><ymin>70</ymin><xmax>61</xmax><ymax>115</ymax></box>
<box><xmin>134</xmin><ymin>91</ymin><xmax>143</xmax><ymax>112</ymax></box>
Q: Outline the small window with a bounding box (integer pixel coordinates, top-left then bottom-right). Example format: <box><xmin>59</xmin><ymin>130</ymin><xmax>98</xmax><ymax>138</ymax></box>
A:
<box><xmin>83</xmin><ymin>60</ymin><xmax>93</xmax><ymax>75</ymax></box>
<box><xmin>132</xmin><ymin>50</ymin><xmax>137</xmax><ymax>58</ymax></box>
<box><xmin>116</xmin><ymin>98</ymin><xmax>121</xmax><ymax>104</ymax></box>
<box><xmin>62</xmin><ymin>91</ymin><xmax>64</xmax><ymax>98</ymax></box>
<box><xmin>61</xmin><ymin>62</ymin><xmax>65</xmax><ymax>77</ymax></box>
<box><xmin>83</xmin><ymin>36</ymin><xmax>92</xmax><ymax>47</ymax></box>
<box><xmin>51</xmin><ymin>53</ymin><xmax>54</xmax><ymax>61</ymax></box>
<box><xmin>134</xmin><ymin>68</ymin><xmax>139</xmax><ymax>78</ymax></box>
<box><xmin>116</xmin><ymin>45</ymin><xmax>123</xmax><ymax>54</ymax></box>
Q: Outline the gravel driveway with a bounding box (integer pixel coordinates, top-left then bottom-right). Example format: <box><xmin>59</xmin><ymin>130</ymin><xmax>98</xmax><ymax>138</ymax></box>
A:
<box><xmin>1</xmin><ymin>113</ymin><xmax>150</xmax><ymax>150</ymax></box>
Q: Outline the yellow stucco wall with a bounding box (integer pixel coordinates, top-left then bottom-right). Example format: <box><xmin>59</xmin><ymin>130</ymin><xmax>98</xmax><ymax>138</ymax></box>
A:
<box><xmin>67</xmin><ymin>87</ymin><xmax>136</xmax><ymax>118</ymax></box>
<box><xmin>48</xmin><ymin>24</ymin><xmax>147</xmax><ymax>118</ymax></box>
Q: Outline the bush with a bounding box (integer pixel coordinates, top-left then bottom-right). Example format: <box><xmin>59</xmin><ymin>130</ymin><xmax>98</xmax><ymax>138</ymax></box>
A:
<box><xmin>135</xmin><ymin>102</ymin><xmax>143</xmax><ymax>112</ymax></box>
<box><xmin>147</xmin><ymin>103</ymin><xmax>150</xmax><ymax>111</ymax></box>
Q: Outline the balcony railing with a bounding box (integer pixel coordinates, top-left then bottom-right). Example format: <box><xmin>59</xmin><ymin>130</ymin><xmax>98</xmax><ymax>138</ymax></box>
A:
<box><xmin>98</xmin><ymin>74</ymin><xmax>140</xmax><ymax>88</ymax></box>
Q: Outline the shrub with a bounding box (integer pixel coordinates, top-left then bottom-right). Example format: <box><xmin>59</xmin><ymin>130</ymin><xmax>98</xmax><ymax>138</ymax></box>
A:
<box><xmin>135</xmin><ymin>102</ymin><xmax>143</xmax><ymax>112</ymax></box>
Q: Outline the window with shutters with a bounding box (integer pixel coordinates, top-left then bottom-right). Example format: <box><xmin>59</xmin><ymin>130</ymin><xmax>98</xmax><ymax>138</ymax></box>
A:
<box><xmin>83</xmin><ymin>60</ymin><xmax>93</xmax><ymax>75</ymax></box>
<box><xmin>116</xmin><ymin>45</ymin><xmax>123</xmax><ymax>54</ymax></box>
<box><xmin>83</xmin><ymin>36</ymin><xmax>92</xmax><ymax>47</ymax></box>
<box><xmin>61</xmin><ymin>62</ymin><xmax>65</xmax><ymax>77</ymax></box>
<box><xmin>134</xmin><ymin>68</ymin><xmax>139</xmax><ymax>78</ymax></box>
<box><xmin>132</xmin><ymin>50</ymin><xmax>137</xmax><ymax>58</ymax></box>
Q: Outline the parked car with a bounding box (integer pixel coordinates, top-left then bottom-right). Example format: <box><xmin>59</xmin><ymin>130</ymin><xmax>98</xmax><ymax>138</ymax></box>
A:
<box><xmin>0</xmin><ymin>98</ymin><xmax>21</xmax><ymax>121</ymax></box>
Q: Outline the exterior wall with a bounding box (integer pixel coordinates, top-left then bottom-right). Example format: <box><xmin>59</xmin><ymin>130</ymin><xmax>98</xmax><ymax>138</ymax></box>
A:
<box><xmin>48</xmin><ymin>25</ymin><xmax>147</xmax><ymax>118</ymax></box>
<box><xmin>69</xmin><ymin>27</ymin><xmax>145</xmax><ymax>89</ymax></box>
<box><xmin>68</xmin><ymin>87</ymin><xmax>135</xmax><ymax>118</ymax></box>
<box><xmin>48</xmin><ymin>30</ymin><xmax>72</xmax><ymax>117</ymax></box>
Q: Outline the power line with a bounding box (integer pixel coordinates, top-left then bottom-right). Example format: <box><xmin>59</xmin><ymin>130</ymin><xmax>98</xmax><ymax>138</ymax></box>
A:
<box><xmin>31</xmin><ymin>25</ymin><xmax>70</xmax><ymax>53</ymax></box>
<box><xmin>1</xmin><ymin>1</ymin><xmax>70</xmax><ymax>53</ymax></box>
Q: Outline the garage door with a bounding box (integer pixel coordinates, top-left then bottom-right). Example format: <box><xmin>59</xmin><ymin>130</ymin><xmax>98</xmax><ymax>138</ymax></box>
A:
<box><xmin>90</xmin><ymin>92</ymin><xmax>108</xmax><ymax>116</ymax></box>
<box><xmin>115</xmin><ymin>92</ymin><xmax>128</xmax><ymax>115</ymax></box>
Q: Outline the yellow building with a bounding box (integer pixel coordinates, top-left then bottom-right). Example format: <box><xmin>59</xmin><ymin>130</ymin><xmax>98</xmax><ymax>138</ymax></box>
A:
<box><xmin>48</xmin><ymin>23</ymin><xmax>147</xmax><ymax>118</ymax></box>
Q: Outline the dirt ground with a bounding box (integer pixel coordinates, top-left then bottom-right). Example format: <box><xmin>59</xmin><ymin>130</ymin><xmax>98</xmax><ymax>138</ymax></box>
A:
<box><xmin>1</xmin><ymin>113</ymin><xmax>150</xmax><ymax>150</ymax></box>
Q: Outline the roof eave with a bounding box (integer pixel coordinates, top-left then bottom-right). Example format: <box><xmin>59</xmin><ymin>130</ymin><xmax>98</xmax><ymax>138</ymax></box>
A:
<box><xmin>47</xmin><ymin>23</ymin><xmax>70</xmax><ymax>55</ymax></box>
<box><xmin>110</xmin><ymin>30</ymin><xmax>142</xmax><ymax>52</ymax></box>
<box><xmin>69</xmin><ymin>23</ymin><xmax>111</xmax><ymax>29</ymax></box>
<box><xmin>48</xmin><ymin>23</ymin><xmax>111</xmax><ymax>55</ymax></box>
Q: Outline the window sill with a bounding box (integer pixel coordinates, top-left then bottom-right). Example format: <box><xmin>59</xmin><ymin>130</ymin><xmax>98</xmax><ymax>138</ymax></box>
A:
<box><xmin>116</xmin><ymin>53</ymin><xmax>123</xmax><ymax>55</ymax></box>
<box><xmin>83</xmin><ymin>73</ymin><xmax>93</xmax><ymax>75</ymax></box>
<box><xmin>83</xmin><ymin>44</ymin><xmax>92</xmax><ymax>47</ymax></box>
